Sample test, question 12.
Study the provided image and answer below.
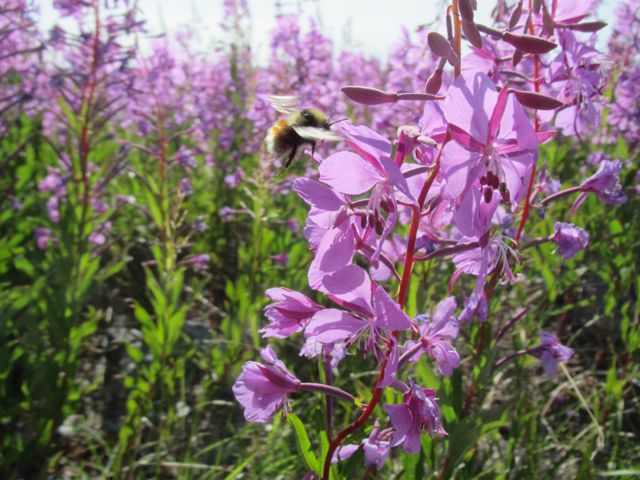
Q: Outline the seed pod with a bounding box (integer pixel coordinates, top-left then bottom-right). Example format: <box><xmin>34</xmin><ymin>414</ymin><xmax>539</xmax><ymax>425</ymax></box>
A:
<box><xmin>341</xmin><ymin>86</ymin><xmax>398</xmax><ymax>105</ymax></box>
<box><xmin>563</xmin><ymin>21</ymin><xmax>607</xmax><ymax>32</ymax></box>
<box><xmin>502</xmin><ymin>32</ymin><xmax>558</xmax><ymax>54</ymax></box>
<box><xmin>533</xmin><ymin>0</ymin><xmax>542</xmax><ymax>14</ymax></box>
<box><xmin>512</xmin><ymin>48</ymin><xmax>523</xmax><ymax>67</ymax></box>
<box><xmin>462</xmin><ymin>20</ymin><xmax>483</xmax><ymax>49</ymax></box>
<box><xmin>396</xmin><ymin>92</ymin><xmax>444</xmax><ymax>101</ymax></box>
<box><xmin>458</xmin><ymin>0</ymin><xmax>475</xmax><ymax>21</ymax></box>
<box><xmin>541</xmin><ymin>3</ymin><xmax>555</xmax><ymax>35</ymax></box>
<box><xmin>509</xmin><ymin>1</ymin><xmax>523</xmax><ymax>29</ymax></box>
<box><xmin>511</xmin><ymin>89</ymin><xmax>564</xmax><ymax>110</ymax></box>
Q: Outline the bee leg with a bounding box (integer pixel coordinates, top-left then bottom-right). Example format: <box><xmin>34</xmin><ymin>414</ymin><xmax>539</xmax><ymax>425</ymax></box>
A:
<box><xmin>277</xmin><ymin>145</ymin><xmax>299</xmax><ymax>176</ymax></box>
<box><xmin>310</xmin><ymin>141</ymin><xmax>317</xmax><ymax>160</ymax></box>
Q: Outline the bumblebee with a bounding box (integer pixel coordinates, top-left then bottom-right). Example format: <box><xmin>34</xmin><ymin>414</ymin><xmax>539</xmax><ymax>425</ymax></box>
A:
<box><xmin>264</xmin><ymin>95</ymin><xmax>340</xmax><ymax>171</ymax></box>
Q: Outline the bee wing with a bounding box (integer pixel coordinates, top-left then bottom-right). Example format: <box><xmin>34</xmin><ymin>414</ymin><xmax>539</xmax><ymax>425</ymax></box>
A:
<box><xmin>265</xmin><ymin>95</ymin><xmax>300</xmax><ymax>114</ymax></box>
<box><xmin>292</xmin><ymin>126</ymin><xmax>341</xmax><ymax>142</ymax></box>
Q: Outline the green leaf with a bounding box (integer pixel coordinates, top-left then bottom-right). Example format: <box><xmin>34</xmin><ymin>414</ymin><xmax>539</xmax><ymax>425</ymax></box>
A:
<box><xmin>287</xmin><ymin>412</ymin><xmax>319</xmax><ymax>473</ymax></box>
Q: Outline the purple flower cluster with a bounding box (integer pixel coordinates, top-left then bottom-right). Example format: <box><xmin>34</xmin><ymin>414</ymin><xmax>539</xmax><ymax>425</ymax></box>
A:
<box><xmin>608</xmin><ymin>0</ymin><xmax>640</xmax><ymax>145</ymax></box>
<box><xmin>231</xmin><ymin>1</ymin><xmax>614</xmax><ymax>476</ymax></box>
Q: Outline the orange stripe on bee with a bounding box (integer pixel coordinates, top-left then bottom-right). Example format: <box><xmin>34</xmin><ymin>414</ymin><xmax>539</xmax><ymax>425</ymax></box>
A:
<box><xmin>269</xmin><ymin>118</ymin><xmax>294</xmax><ymax>136</ymax></box>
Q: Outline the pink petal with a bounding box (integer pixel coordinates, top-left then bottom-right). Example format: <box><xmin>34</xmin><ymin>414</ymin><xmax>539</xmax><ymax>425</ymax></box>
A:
<box><xmin>308</xmin><ymin>223</ymin><xmax>355</xmax><ymax>289</ymax></box>
<box><xmin>488</xmin><ymin>85</ymin><xmax>510</xmax><ymax>143</ymax></box>
<box><xmin>449</xmin><ymin>124</ymin><xmax>485</xmax><ymax>152</ymax></box>
<box><xmin>386</xmin><ymin>404</ymin><xmax>413</xmax><ymax>447</ymax></box>
<box><xmin>441</xmin><ymin>142</ymin><xmax>481</xmax><ymax>199</ymax></box>
<box><xmin>321</xmin><ymin>264</ymin><xmax>374</xmax><ymax>316</ymax></box>
<box><xmin>306</xmin><ymin>308</ymin><xmax>366</xmax><ymax>344</ymax></box>
<box><xmin>373</xmin><ymin>286</ymin><xmax>412</xmax><ymax>331</ymax></box>
<box><xmin>443</xmin><ymin>71</ymin><xmax>497</xmax><ymax>144</ymax></box>
<box><xmin>320</xmin><ymin>151</ymin><xmax>385</xmax><ymax>195</ymax></box>
<box><xmin>293</xmin><ymin>177</ymin><xmax>346</xmax><ymax>212</ymax></box>
<box><xmin>335</xmin><ymin>122</ymin><xmax>392</xmax><ymax>168</ymax></box>
<box><xmin>379</xmin><ymin>156</ymin><xmax>415</xmax><ymax>202</ymax></box>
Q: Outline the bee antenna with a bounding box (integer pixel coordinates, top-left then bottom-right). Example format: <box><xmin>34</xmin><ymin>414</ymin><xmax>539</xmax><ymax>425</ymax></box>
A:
<box><xmin>329</xmin><ymin>118</ymin><xmax>348</xmax><ymax>126</ymax></box>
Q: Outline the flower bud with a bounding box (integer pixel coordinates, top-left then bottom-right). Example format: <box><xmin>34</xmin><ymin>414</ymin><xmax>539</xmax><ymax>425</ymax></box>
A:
<box><xmin>562</xmin><ymin>21</ymin><xmax>607</xmax><ymax>32</ymax></box>
<box><xmin>427</xmin><ymin>32</ymin><xmax>453</xmax><ymax>59</ymax></box>
<box><xmin>533</xmin><ymin>0</ymin><xmax>542</xmax><ymax>14</ymax></box>
<box><xmin>541</xmin><ymin>3</ymin><xmax>555</xmax><ymax>35</ymax></box>
<box><xmin>510</xmin><ymin>89</ymin><xmax>564</xmax><ymax>110</ymax></box>
<box><xmin>458</xmin><ymin>0</ymin><xmax>474</xmax><ymax>21</ymax></box>
<box><xmin>512</xmin><ymin>48</ymin><xmax>523</xmax><ymax>66</ymax></box>
<box><xmin>462</xmin><ymin>19</ymin><xmax>483</xmax><ymax>49</ymax></box>
<box><xmin>396</xmin><ymin>92</ymin><xmax>444</xmax><ymax>101</ymax></box>
<box><xmin>509</xmin><ymin>1</ymin><xmax>523</xmax><ymax>29</ymax></box>
<box><xmin>341</xmin><ymin>86</ymin><xmax>397</xmax><ymax>105</ymax></box>
<box><xmin>502</xmin><ymin>31</ymin><xmax>558</xmax><ymax>54</ymax></box>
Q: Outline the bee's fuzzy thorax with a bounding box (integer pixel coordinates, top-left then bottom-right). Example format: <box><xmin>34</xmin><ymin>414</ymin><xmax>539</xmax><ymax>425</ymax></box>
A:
<box><xmin>288</xmin><ymin>108</ymin><xmax>329</xmax><ymax>129</ymax></box>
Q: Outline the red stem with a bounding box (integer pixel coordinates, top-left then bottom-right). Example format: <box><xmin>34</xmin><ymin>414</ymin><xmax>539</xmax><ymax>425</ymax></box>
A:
<box><xmin>514</xmin><ymin>1</ymin><xmax>541</xmax><ymax>243</ymax></box>
<box><xmin>321</xmin><ymin>135</ymin><xmax>449</xmax><ymax>480</ymax></box>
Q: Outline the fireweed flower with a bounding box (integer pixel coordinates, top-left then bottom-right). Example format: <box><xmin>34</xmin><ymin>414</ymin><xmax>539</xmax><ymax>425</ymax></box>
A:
<box><xmin>385</xmin><ymin>383</ymin><xmax>447</xmax><ymax>453</ymax></box>
<box><xmin>293</xmin><ymin>177</ymin><xmax>364</xmax><ymax>288</ymax></box>
<box><xmin>452</xmin><ymin>234</ymin><xmax>520</xmax><ymax>322</ymax></box>
<box><xmin>572</xmin><ymin>159</ymin><xmax>627</xmax><ymax>211</ymax></box>
<box><xmin>232</xmin><ymin>346</ymin><xmax>301</xmax><ymax>423</ymax></box>
<box><xmin>182</xmin><ymin>253</ymin><xmax>210</xmax><ymax>272</ymax></box>
<box><xmin>441</xmin><ymin>71</ymin><xmax>539</xmax><ymax>208</ymax></box>
<box><xmin>543</xmin><ymin>31</ymin><xmax>604</xmax><ymax>136</ymax></box>
<box><xmin>35</xmin><ymin>227</ymin><xmax>54</xmax><ymax>250</ymax></box>
<box><xmin>46</xmin><ymin>196</ymin><xmax>60</xmax><ymax>223</ymax></box>
<box><xmin>38</xmin><ymin>167</ymin><xmax>66</xmax><ymax>194</ymax></box>
<box><xmin>550</xmin><ymin>222</ymin><xmax>589</xmax><ymax>259</ymax></box>
<box><xmin>528</xmin><ymin>332</ymin><xmax>574</xmax><ymax>376</ymax></box>
<box><xmin>370</xmin><ymin>234</ymin><xmax>406</xmax><ymax>282</ymax></box>
<box><xmin>332</xmin><ymin>421</ymin><xmax>391</xmax><ymax>470</ymax></box>
<box><xmin>403</xmin><ymin>296</ymin><xmax>460</xmax><ymax>377</ymax></box>
<box><xmin>320</xmin><ymin>122</ymin><xmax>414</xmax><ymax>259</ymax></box>
<box><xmin>300</xmin><ymin>338</ymin><xmax>346</xmax><ymax>368</ymax></box>
<box><xmin>260</xmin><ymin>287</ymin><xmax>323</xmax><ymax>339</ymax></box>
<box><xmin>305</xmin><ymin>265</ymin><xmax>411</xmax><ymax>350</ymax></box>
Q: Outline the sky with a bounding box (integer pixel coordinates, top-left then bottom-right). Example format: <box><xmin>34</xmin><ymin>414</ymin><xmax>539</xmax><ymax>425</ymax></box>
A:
<box><xmin>38</xmin><ymin>0</ymin><xmax>620</xmax><ymax>63</ymax></box>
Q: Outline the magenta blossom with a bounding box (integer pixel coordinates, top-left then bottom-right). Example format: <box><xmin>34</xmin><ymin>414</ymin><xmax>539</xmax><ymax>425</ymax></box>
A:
<box><xmin>403</xmin><ymin>296</ymin><xmax>460</xmax><ymax>377</ymax></box>
<box><xmin>332</xmin><ymin>421</ymin><xmax>391</xmax><ymax>470</ymax></box>
<box><xmin>551</xmin><ymin>222</ymin><xmax>589</xmax><ymax>259</ymax></box>
<box><xmin>320</xmin><ymin>122</ymin><xmax>414</xmax><ymax>260</ymax></box>
<box><xmin>232</xmin><ymin>346</ymin><xmax>301</xmax><ymax>423</ymax></box>
<box><xmin>452</xmin><ymin>234</ymin><xmax>520</xmax><ymax>322</ymax></box>
<box><xmin>386</xmin><ymin>383</ymin><xmax>447</xmax><ymax>453</ymax></box>
<box><xmin>260</xmin><ymin>288</ymin><xmax>323</xmax><ymax>339</ymax></box>
<box><xmin>39</xmin><ymin>167</ymin><xmax>66</xmax><ymax>194</ymax></box>
<box><xmin>572</xmin><ymin>160</ymin><xmax>627</xmax><ymax>212</ymax></box>
<box><xmin>441</xmin><ymin>71</ymin><xmax>539</xmax><ymax>207</ymax></box>
<box><xmin>300</xmin><ymin>338</ymin><xmax>346</xmax><ymax>368</ymax></box>
<box><xmin>528</xmin><ymin>332</ymin><xmax>574</xmax><ymax>376</ymax></box>
<box><xmin>305</xmin><ymin>265</ymin><xmax>412</xmax><ymax>347</ymax></box>
<box><xmin>182</xmin><ymin>253</ymin><xmax>210</xmax><ymax>272</ymax></box>
<box><xmin>35</xmin><ymin>227</ymin><xmax>54</xmax><ymax>250</ymax></box>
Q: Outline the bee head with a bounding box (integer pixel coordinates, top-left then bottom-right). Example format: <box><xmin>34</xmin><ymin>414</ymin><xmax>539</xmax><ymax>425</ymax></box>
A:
<box><xmin>296</xmin><ymin>108</ymin><xmax>329</xmax><ymax>129</ymax></box>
